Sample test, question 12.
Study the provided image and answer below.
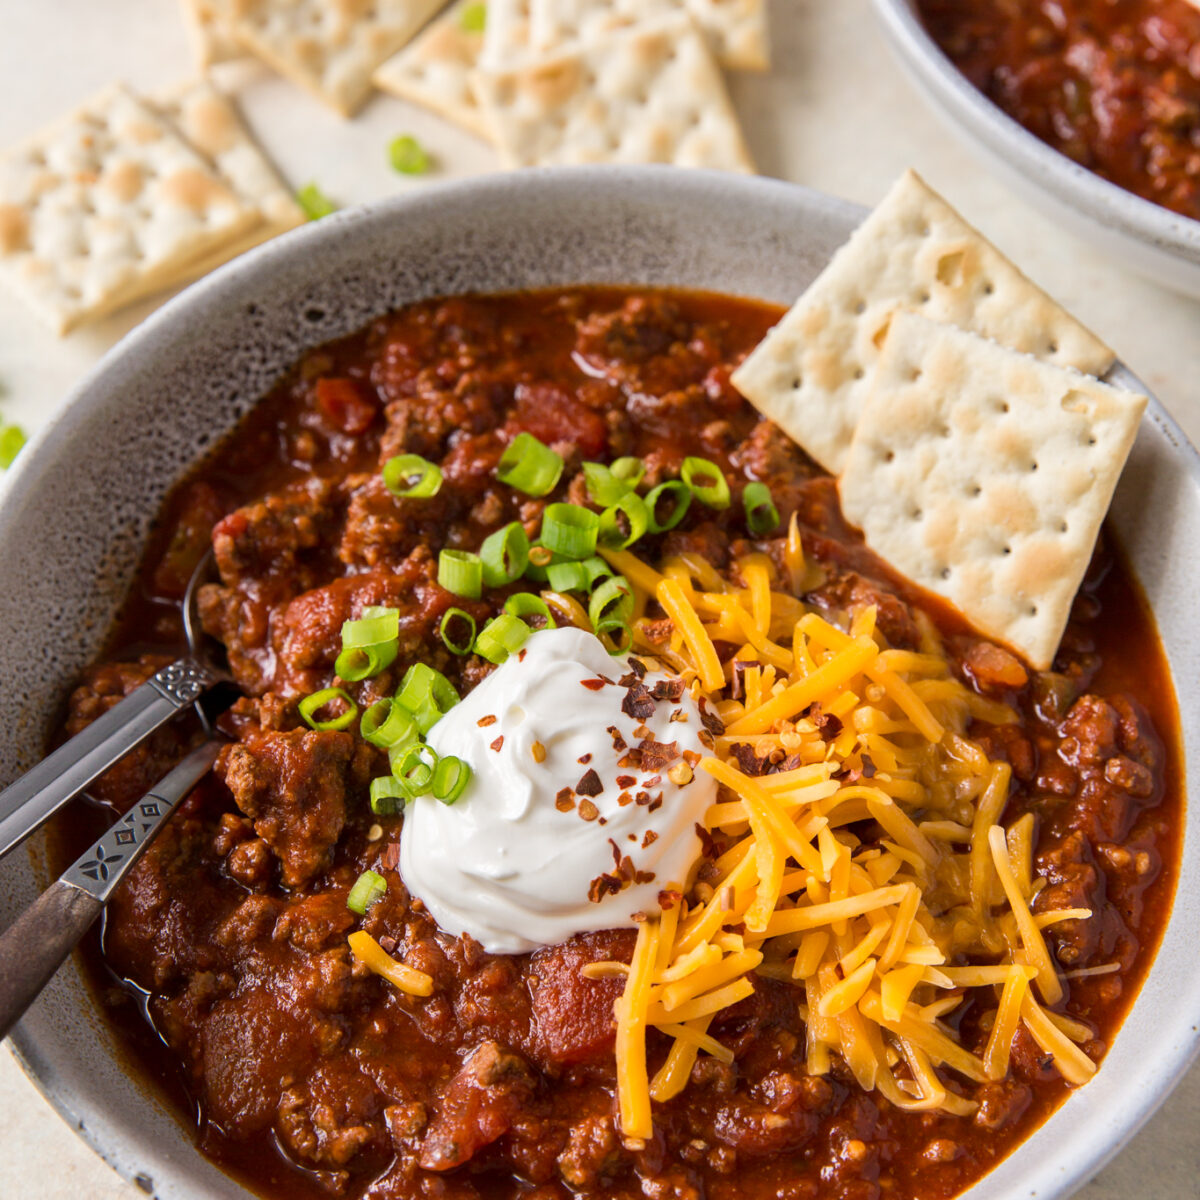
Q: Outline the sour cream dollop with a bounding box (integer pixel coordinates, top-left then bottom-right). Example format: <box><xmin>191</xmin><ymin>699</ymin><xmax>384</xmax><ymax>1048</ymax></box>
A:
<box><xmin>400</xmin><ymin>626</ymin><xmax>717</xmax><ymax>954</ymax></box>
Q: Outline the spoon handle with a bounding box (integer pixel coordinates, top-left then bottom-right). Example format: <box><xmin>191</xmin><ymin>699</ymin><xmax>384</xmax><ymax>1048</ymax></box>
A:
<box><xmin>0</xmin><ymin>657</ymin><xmax>220</xmax><ymax>861</ymax></box>
<box><xmin>0</xmin><ymin>740</ymin><xmax>222</xmax><ymax>1041</ymax></box>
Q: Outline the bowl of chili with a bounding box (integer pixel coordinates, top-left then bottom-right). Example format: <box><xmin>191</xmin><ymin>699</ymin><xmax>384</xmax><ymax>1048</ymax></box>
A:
<box><xmin>872</xmin><ymin>0</ymin><xmax>1200</xmax><ymax>299</ymax></box>
<box><xmin>0</xmin><ymin>166</ymin><xmax>1196</xmax><ymax>1200</ymax></box>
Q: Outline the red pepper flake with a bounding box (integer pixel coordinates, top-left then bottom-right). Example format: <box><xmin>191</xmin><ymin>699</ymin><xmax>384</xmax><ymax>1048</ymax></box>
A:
<box><xmin>635</xmin><ymin>869</ymin><xmax>655</xmax><ymax>884</ymax></box>
<box><xmin>861</xmin><ymin>753</ymin><xmax>877</xmax><ymax>779</ymax></box>
<box><xmin>556</xmin><ymin>788</ymin><xmax>576</xmax><ymax>812</ymax></box>
<box><xmin>598</xmin><ymin>817</ymin><xmax>608</xmax><ymax>826</ymax></box>
<box><xmin>607</xmin><ymin>725</ymin><xmax>628</xmax><ymax>752</ymax></box>
<box><xmin>694</xmin><ymin>823</ymin><xmax>720</xmax><ymax>860</ymax></box>
<box><xmin>651</xmin><ymin>678</ymin><xmax>685</xmax><ymax>702</ymax></box>
<box><xmin>643</xmin><ymin>830</ymin><xmax>659</xmax><ymax>848</ymax></box>
<box><xmin>657</xmin><ymin>887</ymin><xmax>681</xmax><ymax>910</ymax></box>
<box><xmin>626</xmin><ymin>657</ymin><xmax>647</xmax><ymax>679</ymax></box>
<box><xmin>622</xmin><ymin>681</ymin><xmax>655</xmax><ymax>720</ymax></box>
<box><xmin>519</xmin><ymin>648</ymin><xmax>528</xmax><ymax>662</ymax></box>
<box><xmin>588</xmin><ymin>873</ymin><xmax>623</xmax><ymax>903</ymax></box>
<box><xmin>730</xmin><ymin>743</ymin><xmax>768</xmax><ymax>776</ymax></box>
<box><xmin>380</xmin><ymin>842</ymin><xmax>401</xmax><ymax>871</ymax></box>
<box><xmin>378</xmin><ymin>934</ymin><xmax>398</xmax><ymax>954</ymax></box>
<box><xmin>618</xmin><ymin>790</ymin><xmax>633</xmax><ymax>807</ymax></box>
<box><xmin>616</xmin><ymin>774</ymin><xmax>637</xmax><ymax>788</ymax></box>
<box><xmin>618</xmin><ymin>672</ymin><xmax>640</xmax><ymax>688</ymax></box>
<box><xmin>581</xmin><ymin>677</ymin><xmax>607</xmax><ymax>691</ymax></box>
<box><xmin>638</xmin><ymin>738</ymin><xmax>680</xmax><ymax>772</ymax></box>
<box><xmin>648</xmin><ymin>792</ymin><xmax>663</xmax><ymax>813</ymax></box>
<box><xmin>490</xmin><ymin>735</ymin><xmax>505</xmax><ymax>752</ymax></box>
<box><xmin>635</xmin><ymin>791</ymin><xmax>651</xmax><ymax>806</ymax></box>
<box><xmin>477</xmin><ymin>715</ymin><xmax>498</xmax><ymax>727</ymax></box>
<box><xmin>669</xmin><ymin>709</ymin><xmax>688</xmax><ymax>723</ymax></box>
<box><xmin>642</xmin><ymin>774</ymin><xmax>662</xmax><ymax>789</ymax></box>
<box><xmin>697</xmin><ymin>696</ymin><xmax>725</xmax><ymax>736</ymax></box>
<box><xmin>617</xmin><ymin>750</ymin><xmax>643</xmax><ymax>769</ymax></box>
<box><xmin>628</xmin><ymin>833</ymin><xmax>638</xmax><ymax>842</ymax></box>
<box><xmin>806</xmin><ymin>703</ymin><xmax>844</xmax><ymax>741</ymax></box>
<box><xmin>641</xmin><ymin>618</ymin><xmax>674</xmax><ymax>645</ymax></box>
<box><xmin>608</xmin><ymin>838</ymin><xmax>623</xmax><ymax>869</ymax></box>
<box><xmin>697</xmin><ymin>730</ymin><xmax>715</xmax><ymax>750</ymax></box>
<box><xmin>599</xmin><ymin>674</ymin><xmax>615</xmax><ymax>685</ymax></box>
<box><xmin>578</xmin><ymin>798</ymin><xmax>600</xmax><ymax>821</ymax></box>
<box><xmin>682</xmin><ymin>749</ymin><xmax>701</xmax><ymax>768</ymax></box>
<box><xmin>730</xmin><ymin>661</ymin><xmax>750</xmax><ymax>702</ymax></box>
<box><xmin>577</xmin><ymin>752</ymin><xmax>593</xmax><ymax>765</ymax></box>
<box><xmin>633</xmin><ymin>723</ymin><xmax>652</xmax><ymax>740</ymax></box>
<box><xmin>576</xmin><ymin>768</ymin><xmax>603</xmax><ymax>796</ymax></box>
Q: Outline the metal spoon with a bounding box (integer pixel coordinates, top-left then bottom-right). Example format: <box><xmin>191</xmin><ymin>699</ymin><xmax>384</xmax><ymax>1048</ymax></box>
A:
<box><xmin>0</xmin><ymin>549</ymin><xmax>229</xmax><ymax>860</ymax></box>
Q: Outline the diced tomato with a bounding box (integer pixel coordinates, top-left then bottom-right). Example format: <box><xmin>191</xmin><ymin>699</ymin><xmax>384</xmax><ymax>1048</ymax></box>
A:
<box><xmin>508</xmin><ymin>382</ymin><xmax>608</xmax><ymax>457</ymax></box>
<box><xmin>314</xmin><ymin>377</ymin><xmax>378</xmax><ymax>435</ymax></box>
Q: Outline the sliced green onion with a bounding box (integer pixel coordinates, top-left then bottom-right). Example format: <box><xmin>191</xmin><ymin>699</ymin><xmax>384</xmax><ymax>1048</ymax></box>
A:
<box><xmin>541</xmin><ymin>503</ymin><xmax>600</xmax><ymax>559</ymax></box>
<box><xmin>546</xmin><ymin>559</ymin><xmax>590</xmax><ymax>592</ymax></box>
<box><xmin>298</xmin><ymin>687</ymin><xmax>358</xmax><ymax>731</ymax></box>
<box><xmin>610</xmin><ymin>456</ymin><xmax>646</xmax><ymax>490</ymax></box>
<box><xmin>431</xmin><ymin>755</ymin><xmax>472</xmax><ymax>805</ymax></box>
<box><xmin>474</xmin><ymin>612</ymin><xmax>531</xmax><ymax>664</ymax></box>
<box><xmin>496</xmin><ymin>432</ymin><xmax>563</xmax><ymax>497</ymax></box>
<box><xmin>583</xmin><ymin>461</ymin><xmax>631</xmax><ymax>507</ymax></box>
<box><xmin>0</xmin><ymin>424</ymin><xmax>27</xmax><ymax>470</ymax></box>
<box><xmin>392</xmin><ymin>742</ymin><xmax>439</xmax><ymax>796</ymax></box>
<box><xmin>395</xmin><ymin>663</ymin><xmax>460</xmax><ymax>733</ymax></box>
<box><xmin>440</xmin><ymin>607</ymin><xmax>477</xmax><ymax>656</ymax></box>
<box><xmin>369</xmin><ymin>775</ymin><xmax>409</xmax><ymax>815</ymax></box>
<box><xmin>335</xmin><ymin>641</ymin><xmax>398</xmax><ymax>682</ymax></box>
<box><xmin>589</xmin><ymin>575</ymin><xmax>634</xmax><ymax>629</ymax></box>
<box><xmin>595</xmin><ymin>617</ymin><xmax>634</xmax><ymax>655</ymax></box>
<box><xmin>343</xmin><ymin>608</ymin><xmax>400</xmax><ymax>648</ymax></box>
<box><xmin>347</xmin><ymin>869</ymin><xmax>387</xmax><ymax>914</ymax></box>
<box><xmin>743</xmin><ymin>481</ymin><xmax>781</xmax><ymax>535</ymax></box>
<box><xmin>297</xmin><ymin>182</ymin><xmax>336</xmax><ymax>221</ymax></box>
<box><xmin>504</xmin><ymin>592</ymin><xmax>556</xmax><ymax>630</ymax></box>
<box><xmin>383</xmin><ymin>453</ymin><xmax>442</xmax><ymax>498</ymax></box>
<box><xmin>361</xmin><ymin>697</ymin><xmax>419</xmax><ymax>750</ymax></box>
<box><xmin>645</xmin><ymin>481</ymin><xmax>692</xmax><ymax>533</ymax></box>
<box><xmin>524</xmin><ymin>541</ymin><xmax>557</xmax><ymax>583</ymax></box>
<box><xmin>598</xmin><ymin>491</ymin><xmax>650</xmax><ymax>549</ymax></box>
<box><xmin>480</xmin><ymin>521</ymin><xmax>530</xmax><ymax>587</ymax></box>
<box><xmin>459</xmin><ymin>0</ymin><xmax>486</xmax><ymax>31</ymax></box>
<box><xmin>389</xmin><ymin>134</ymin><xmax>431</xmax><ymax>176</ymax></box>
<box><xmin>681</xmin><ymin>456</ymin><xmax>731</xmax><ymax>509</ymax></box>
<box><xmin>438</xmin><ymin>549</ymin><xmax>483</xmax><ymax>599</ymax></box>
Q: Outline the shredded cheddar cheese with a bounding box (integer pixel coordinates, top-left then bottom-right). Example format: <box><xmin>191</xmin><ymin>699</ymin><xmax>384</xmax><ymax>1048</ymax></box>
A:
<box><xmin>348</xmin><ymin>931</ymin><xmax>434</xmax><ymax>996</ymax></box>
<box><xmin>610</xmin><ymin>545</ymin><xmax>1094</xmax><ymax>1141</ymax></box>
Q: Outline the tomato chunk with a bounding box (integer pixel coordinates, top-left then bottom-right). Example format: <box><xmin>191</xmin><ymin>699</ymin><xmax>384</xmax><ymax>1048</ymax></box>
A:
<box><xmin>315</xmin><ymin>377</ymin><xmax>378</xmax><ymax>435</ymax></box>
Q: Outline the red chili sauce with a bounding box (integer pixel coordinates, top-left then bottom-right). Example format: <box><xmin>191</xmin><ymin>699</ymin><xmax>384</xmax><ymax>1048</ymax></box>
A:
<box><xmin>917</xmin><ymin>0</ymin><xmax>1200</xmax><ymax>222</ymax></box>
<box><xmin>52</xmin><ymin>288</ymin><xmax>1182</xmax><ymax>1200</ymax></box>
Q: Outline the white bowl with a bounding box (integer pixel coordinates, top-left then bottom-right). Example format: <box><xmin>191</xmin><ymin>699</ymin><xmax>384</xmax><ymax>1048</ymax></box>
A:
<box><xmin>0</xmin><ymin>166</ymin><xmax>1196</xmax><ymax>1200</ymax></box>
<box><xmin>872</xmin><ymin>0</ymin><xmax>1200</xmax><ymax>299</ymax></box>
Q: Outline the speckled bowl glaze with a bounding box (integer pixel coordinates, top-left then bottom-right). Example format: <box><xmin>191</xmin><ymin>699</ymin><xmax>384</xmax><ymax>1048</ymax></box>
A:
<box><xmin>0</xmin><ymin>167</ymin><xmax>1196</xmax><ymax>1200</ymax></box>
<box><xmin>872</xmin><ymin>0</ymin><xmax>1200</xmax><ymax>299</ymax></box>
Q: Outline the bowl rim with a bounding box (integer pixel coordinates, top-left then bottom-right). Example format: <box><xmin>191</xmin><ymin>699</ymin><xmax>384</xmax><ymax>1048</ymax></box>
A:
<box><xmin>870</xmin><ymin>0</ymin><xmax>1200</xmax><ymax>266</ymax></box>
<box><xmin>2</xmin><ymin>164</ymin><xmax>1198</xmax><ymax>1200</ymax></box>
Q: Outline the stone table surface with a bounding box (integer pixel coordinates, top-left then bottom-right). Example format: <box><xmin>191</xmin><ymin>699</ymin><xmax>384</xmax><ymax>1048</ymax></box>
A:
<box><xmin>0</xmin><ymin>0</ymin><xmax>1197</xmax><ymax>1197</ymax></box>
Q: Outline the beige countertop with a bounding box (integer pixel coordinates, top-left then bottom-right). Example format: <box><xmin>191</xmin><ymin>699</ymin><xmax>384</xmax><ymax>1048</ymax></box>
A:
<box><xmin>1</xmin><ymin>1</ymin><xmax>1197</xmax><ymax>1197</ymax></box>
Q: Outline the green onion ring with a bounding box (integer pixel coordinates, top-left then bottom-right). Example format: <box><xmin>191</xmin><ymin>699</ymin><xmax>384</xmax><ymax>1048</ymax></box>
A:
<box><xmin>681</xmin><ymin>456</ymin><xmax>731</xmax><ymax>509</ymax></box>
<box><xmin>438</xmin><ymin>548</ymin><xmax>483</xmax><ymax>599</ymax></box>
<box><xmin>598</xmin><ymin>491</ymin><xmax>650</xmax><ymax>549</ymax></box>
<box><xmin>546</xmin><ymin>559</ymin><xmax>591</xmax><ymax>592</ymax></box>
<box><xmin>503</xmin><ymin>592</ymin><xmax>557</xmax><ymax>630</ymax></box>
<box><xmin>589</xmin><ymin>575</ymin><xmax>634</xmax><ymax>630</ymax></box>
<box><xmin>395</xmin><ymin>664</ymin><xmax>460</xmax><ymax>733</ymax></box>
<box><xmin>431</xmin><ymin>755</ymin><xmax>472</xmax><ymax>805</ymax></box>
<box><xmin>298</xmin><ymin>687</ymin><xmax>358</xmax><ymax>732</ymax></box>
<box><xmin>541</xmin><ymin>503</ymin><xmax>601</xmax><ymax>560</ymax></box>
<box><xmin>610</xmin><ymin>456</ymin><xmax>646</xmax><ymax>490</ymax></box>
<box><xmin>369</xmin><ymin>775</ymin><xmax>409</xmax><ymax>816</ymax></box>
<box><xmin>347</xmin><ymin>869</ymin><xmax>388</xmax><ymax>914</ymax></box>
<box><xmin>582</xmin><ymin>461</ymin><xmax>631</xmax><ymax>507</ymax></box>
<box><xmin>382</xmin><ymin>453</ymin><xmax>442</xmax><ymax>498</ymax></box>
<box><xmin>335</xmin><ymin>641</ymin><xmax>398</xmax><ymax>683</ymax></box>
<box><xmin>496</xmin><ymin>431</ymin><xmax>564</xmax><ymax>497</ymax></box>
<box><xmin>595</xmin><ymin>617</ymin><xmax>634</xmax><ymax>655</ymax></box>
<box><xmin>743</xmin><ymin>481</ymin><xmax>781</xmax><ymax>535</ymax></box>
<box><xmin>391</xmin><ymin>742</ymin><xmax>439</xmax><ymax>796</ymax></box>
<box><xmin>645</xmin><ymin>481</ymin><xmax>692</xmax><ymax>533</ymax></box>
<box><xmin>480</xmin><ymin>521</ymin><xmax>531</xmax><ymax>587</ymax></box>
<box><xmin>342</xmin><ymin>608</ymin><xmax>400</xmax><ymax>648</ymax></box>
<box><xmin>361</xmin><ymin>697</ymin><xmax>419</xmax><ymax>750</ymax></box>
<box><xmin>439</xmin><ymin>607</ymin><xmax>477</xmax><ymax>656</ymax></box>
<box><xmin>474</xmin><ymin>612</ymin><xmax>531</xmax><ymax>664</ymax></box>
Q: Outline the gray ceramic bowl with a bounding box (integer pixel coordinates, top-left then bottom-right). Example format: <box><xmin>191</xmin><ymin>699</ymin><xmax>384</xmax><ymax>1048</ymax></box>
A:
<box><xmin>0</xmin><ymin>167</ymin><xmax>1196</xmax><ymax>1200</ymax></box>
<box><xmin>872</xmin><ymin>0</ymin><xmax>1200</xmax><ymax>299</ymax></box>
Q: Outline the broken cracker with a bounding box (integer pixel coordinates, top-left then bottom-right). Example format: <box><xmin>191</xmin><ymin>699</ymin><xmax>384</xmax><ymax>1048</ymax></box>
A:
<box><xmin>838</xmin><ymin>311</ymin><xmax>1145</xmax><ymax>671</ymax></box>
<box><xmin>531</xmin><ymin>0</ymin><xmax>769</xmax><ymax>72</ymax></box>
<box><xmin>213</xmin><ymin>0</ymin><xmax>446</xmax><ymax>117</ymax></box>
<box><xmin>473</xmin><ymin>15</ymin><xmax>754</xmax><ymax>173</ymax></box>
<box><xmin>0</xmin><ymin>84</ymin><xmax>259</xmax><ymax>335</ymax></box>
<box><xmin>180</xmin><ymin>0</ymin><xmax>244</xmax><ymax>68</ymax></box>
<box><xmin>731</xmin><ymin>169</ymin><xmax>1114</xmax><ymax>475</ymax></box>
<box><xmin>373</xmin><ymin>0</ymin><xmax>493</xmax><ymax>141</ymax></box>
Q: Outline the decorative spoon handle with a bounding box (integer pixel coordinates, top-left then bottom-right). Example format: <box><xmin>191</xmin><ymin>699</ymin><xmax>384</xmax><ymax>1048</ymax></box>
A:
<box><xmin>0</xmin><ymin>739</ymin><xmax>222</xmax><ymax>1041</ymax></box>
<box><xmin>0</xmin><ymin>657</ymin><xmax>220</xmax><ymax>862</ymax></box>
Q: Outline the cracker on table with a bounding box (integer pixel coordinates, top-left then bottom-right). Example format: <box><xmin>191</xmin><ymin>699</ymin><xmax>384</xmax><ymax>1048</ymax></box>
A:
<box><xmin>214</xmin><ymin>0</ymin><xmax>446</xmax><ymax>117</ymax></box>
<box><xmin>180</xmin><ymin>0</ymin><xmax>244</xmax><ymax>68</ymax></box>
<box><xmin>478</xmin><ymin>0</ymin><xmax>534</xmax><ymax>69</ymax></box>
<box><xmin>373</xmin><ymin>0</ymin><xmax>493</xmax><ymax>141</ymax></box>
<box><xmin>473</xmin><ymin>15</ymin><xmax>754</xmax><ymax>172</ymax></box>
<box><xmin>0</xmin><ymin>84</ymin><xmax>259</xmax><ymax>334</ymax></box>
<box><xmin>531</xmin><ymin>0</ymin><xmax>769</xmax><ymax>71</ymax></box>
<box><xmin>838</xmin><ymin>312</ymin><xmax>1145</xmax><ymax>670</ymax></box>
<box><xmin>730</xmin><ymin>169</ymin><xmax>1115</xmax><ymax>475</ymax></box>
